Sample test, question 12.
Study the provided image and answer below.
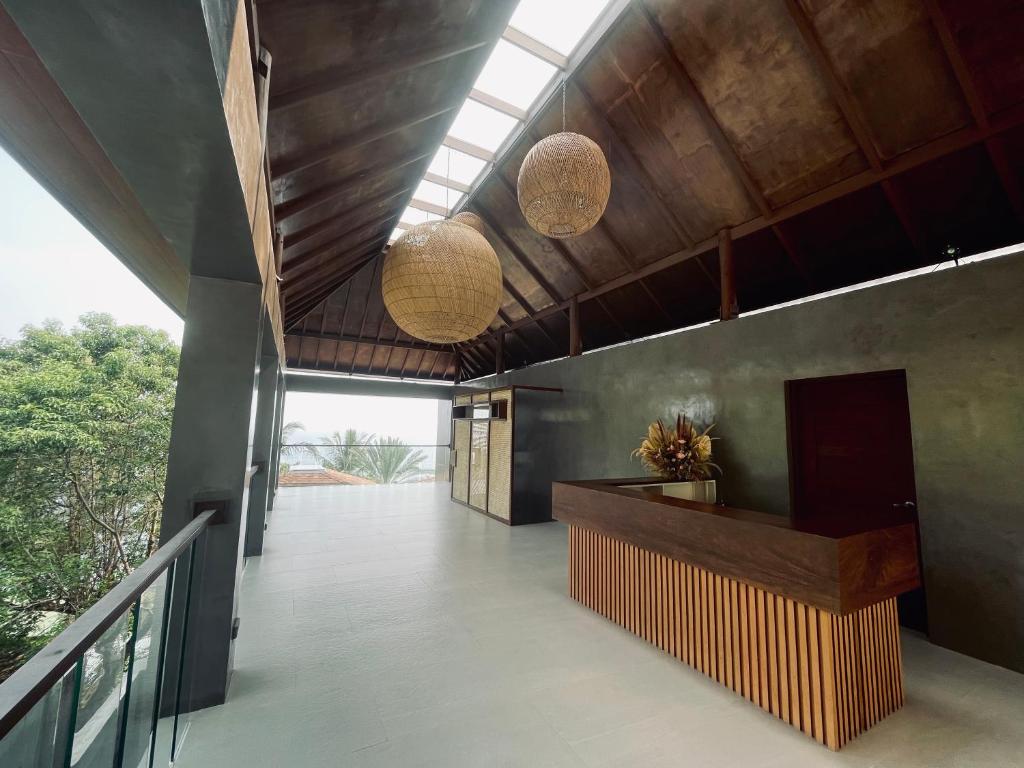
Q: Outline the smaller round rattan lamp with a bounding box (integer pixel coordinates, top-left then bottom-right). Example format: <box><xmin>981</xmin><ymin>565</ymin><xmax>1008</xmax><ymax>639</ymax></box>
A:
<box><xmin>451</xmin><ymin>211</ymin><xmax>485</xmax><ymax>235</ymax></box>
<box><xmin>517</xmin><ymin>131</ymin><xmax>611</xmax><ymax>239</ymax></box>
<box><xmin>382</xmin><ymin>219</ymin><xmax>502</xmax><ymax>344</ymax></box>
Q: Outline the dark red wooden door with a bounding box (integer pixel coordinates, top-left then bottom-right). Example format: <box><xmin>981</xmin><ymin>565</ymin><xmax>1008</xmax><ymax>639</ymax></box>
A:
<box><xmin>786</xmin><ymin>370</ymin><xmax>927</xmax><ymax>631</ymax></box>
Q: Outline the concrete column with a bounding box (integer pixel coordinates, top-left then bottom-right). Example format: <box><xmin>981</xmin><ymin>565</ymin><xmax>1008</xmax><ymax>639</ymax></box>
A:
<box><xmin>244</xmin><ymin>352</ymin><xmax>279</xmax><ymax>556</ymax></box>
<box><xmin>160</xmin><ymin>276</ymin><xmax>263</xmax><ymax>711</ymax></box>
<box><xmin>268</xmin><ymin>371</ymin><xmax>285</xmax><ymax>511</ymax></box>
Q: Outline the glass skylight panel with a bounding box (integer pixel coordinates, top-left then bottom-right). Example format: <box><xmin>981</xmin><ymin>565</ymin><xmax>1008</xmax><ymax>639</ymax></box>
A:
<box><xmin>447</xmin><ymin>99</ymin><xmax>519</xmax><ymax>153</ymax></box>
<box><xmin>428</xmin><ymin>146</ymin><xmax>487</xmax><ymax>187</ymax></box>
<box><xmin>400</xmin><ymin>206</ymin><xmax>442</xmax><ymax>226</ymax></box>
<box><xmin>509</xmin><ymin>0</ymin><xmax>612</xmax><ymax>56</ymax></box>
<box><xmin>388</xmin><ymin>227</ymin><xmax>402</xmax><ymax>244</ymax></box>
<box><xmin>473</xmin><ymin>39</ymin><xmax>558</xmax><ymax>112</ymax></box>
<box><xmin>414</xmin><ymin>179</ymin><xmax>460</xmax><ymax>212</ymax></box>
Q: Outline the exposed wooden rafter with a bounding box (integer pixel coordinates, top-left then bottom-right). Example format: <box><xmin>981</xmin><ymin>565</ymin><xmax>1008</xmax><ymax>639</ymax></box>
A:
<box><xmin>276</xmin><ymin>104</ymin><xmax>456</xmax><ymax>178</ymax></box>
<box><xmin>284</xmin><ymin>187</ymin><xmax>408</xmax><ymax>251</ymax></box>
<box><xmin>270</xmin><ymin>38</ymin><xmax>491</xmax><ymax>112</ymax></box>
<box><xmin>637</xmin><ymin>1</ymin><xmax>772</xmax><ymax>218</ymax></box>
<box><xmin>275</xmin><ymin>150</ymin><xmax>431</xmax><ymax>222</ymax></box>
<box><xmin>924</xmin><ymin>0</ymin><xmax>1024</xmax><ymax>224</ymax></box>
<box><xmin>282</xmin><ymin>212</ymin><xmax>398</xmax><ymax>276</ymax></box>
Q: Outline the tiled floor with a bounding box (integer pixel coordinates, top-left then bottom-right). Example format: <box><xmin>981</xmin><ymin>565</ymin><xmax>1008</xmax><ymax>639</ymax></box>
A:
<box><xmin>176</xmin><ymin>484</ymin><xmax>1024</xmax><ymax>767</ymax></box>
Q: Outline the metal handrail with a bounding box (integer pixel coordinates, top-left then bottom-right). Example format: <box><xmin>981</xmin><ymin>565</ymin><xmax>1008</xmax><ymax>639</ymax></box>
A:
<box><xmin>0</xmin><ymin>509</ymin><xmax>216</xmax><ymax>739</ymax></box>
<box><xmin>281</xmin><ymin>443</ymin><xmax>448</xmax><ymax>448</ymax></box>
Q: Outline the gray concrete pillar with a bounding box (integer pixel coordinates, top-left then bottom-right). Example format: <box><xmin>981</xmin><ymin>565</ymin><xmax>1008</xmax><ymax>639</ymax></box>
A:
<box><xmin>268</xmin><ymin>371</ymin><xmax>285</xmax><ymax>511</ymax></box>
<box><xmin>244</xmin><ymin>353</ymin><xmax>278</xmax><ymax>556</ymax></box>
<box><xmin>160</xmin><ymin>276</ymin><xmax>263</xmax><ymax>710</ymax></box>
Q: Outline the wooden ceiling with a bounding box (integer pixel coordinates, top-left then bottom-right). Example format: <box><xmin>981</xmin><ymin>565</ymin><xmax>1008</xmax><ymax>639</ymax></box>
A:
<box><xmin>271</xmin><ymin>0</ymin><xmax>1024</xmax><ymax>381</ymax></box>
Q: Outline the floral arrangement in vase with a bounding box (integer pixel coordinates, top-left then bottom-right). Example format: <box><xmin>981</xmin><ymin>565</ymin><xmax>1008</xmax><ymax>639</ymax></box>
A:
<box><xmin>631</xmin><ymin>414</ymin><xmax>719</xmax><ymax>482</ymax></box>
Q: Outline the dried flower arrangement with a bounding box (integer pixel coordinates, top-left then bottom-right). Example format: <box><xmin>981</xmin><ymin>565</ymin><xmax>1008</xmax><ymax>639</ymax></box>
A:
<box><xmin>631</xmin><ymin>414</ymin><xmax>719</xmax><ymax>482</ymax></box>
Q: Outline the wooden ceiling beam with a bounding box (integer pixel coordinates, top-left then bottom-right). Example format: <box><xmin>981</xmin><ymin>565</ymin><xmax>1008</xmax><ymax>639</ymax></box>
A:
<box><xmin>270</xmin><ymin>38</ymin><xmax>491</xmax><ymax>112</ymax></box>
<box><xmin>501</xmin><ymin>280</ymin><xmax>560</xmax><ymax>353</ymax></box>
<box><xmin>331</xmin><ymin>282</ymin><xmax>354</xmax><ymax>370</ymax></box>
<box><xmin>350</xmin><ymin>258</ymin><xmax>381</xmax><ymax>374</ymax></box>
<box><xmin>456</xmin><ymin>101</ymin><xmax>1024</xmax><ymax>355</ymax></box>
<box><xmin>284</xmin><ymin>187</ymin><xmax>408</xmax><ymax>251</ymax></box>
<box><xmin>492</xmin><ymin>167</ymin><xmax>632</xmax><ymax>341</ymax></box>
<box><xmin>637</xmin><ymin>1</ymin><xmax>772</xmax><ymax>218</ymax></box>
<box><xmin>593</xmin><ymin>218</ymin><xmax>674</xmax><ymax>325</ymax></box>
<box><xmin>283</xmin><ymin>212</ymin><xmax>398</xmax><ymax>276</ymax></box>
<box><xmin>285</xmin><ymin>253</ymin><xmax>381</xmax><ymax>328</ymax></box>
<box><xmin>924</xmin><ymin>0</ymin><xmax>988</xmax><ymax>129</ymax></box>
<box><xmin>575</xmin><ymin>81</ymin><xmax>695</xmax><ymax>249</ymax></box>
<box><xmin>275</xmin><ymin>104</ymin><xmax>455</xmax><ymax>178</ymax></box>
<box><xmin>879</xmin><ymin>181</ymin><xmax>928</xmax><ymax>263</ymax></box>
<box><xmin>275</xmin><ymin>150</ymin><xmax>431</xmax><ymax>222</ymax></box>
<box><xmin>473</xmin><ymin>204</ymin><xmax>565</xmax><ymax>303</ymax></box>
<box><xmin>770</xmin><ymin>224</ymin><xmax>816</xmax><ymax>290</ymax></box>
<box><xmin>924</xmin><ymin>0</ymin><xmax>1024</xmax><ymax>224</ymax></box>
<box><xmin>283</xmin><ymin>237</ymin><xmax>385</xmax><ymax>295</ymax></box>
<box><xmin>783</xmin><ymin>0</ymin><xmax>882</xmax><ymax>172</ymax></box>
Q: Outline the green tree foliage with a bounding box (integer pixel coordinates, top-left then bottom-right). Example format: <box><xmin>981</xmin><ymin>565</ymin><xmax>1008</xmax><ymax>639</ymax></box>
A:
<box><xmin>0</xmin><ymin>314</ymin><xmax>178</xmax><ymax>679</ymax></box>
<box><xmin>314</xmin><ymin>430</ymin><xmax>426</xmax><ymax>483</ymax></box>
<box><xmin>317</xmin><ymin>428</ymin><xmax>372</xmax><ymax>474</ymax></box>
<box><xmin>356</xmin><ymin>436</ymin><xmax>427</xmax><ymax>485</ymax></box>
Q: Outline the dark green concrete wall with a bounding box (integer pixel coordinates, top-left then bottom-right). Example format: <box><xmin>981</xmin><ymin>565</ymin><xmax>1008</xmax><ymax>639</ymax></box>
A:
<box><xmin>471</xmin><ymin>251</ymin><xmax>1024</xmax><ymax>673</ymax></box>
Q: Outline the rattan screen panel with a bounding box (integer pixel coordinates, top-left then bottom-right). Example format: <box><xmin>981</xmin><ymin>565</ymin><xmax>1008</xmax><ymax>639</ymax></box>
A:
<box><xmin>469</xmin><ymin>421</ymin><xmax>489</xmax><ymax>510</ymax></box>
<box><xmin>471</xmin><ymin>393</ymin><xmax>490</xmax><ymax>404</ymax></box>
<box><xmin>455</xmin><ymin>394</ymin><xmax>471</xmax><ymax>406</ymax></box>
<box><xmin>487</xmin><ymin>390</ymin><xmax>513</xmax><ymax>520</ymax></box>
<box><xmin>453</xmin><ymin>420</ymin><xmax>471</xmax><ymax>503</ymax></box>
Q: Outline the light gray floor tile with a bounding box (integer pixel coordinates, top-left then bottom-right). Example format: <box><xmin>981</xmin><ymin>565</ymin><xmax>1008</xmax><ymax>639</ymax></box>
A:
<box><xmin>174</xmin><ymin>484</ymin><xmax>1024</xmax><ymax>768</ymax></box>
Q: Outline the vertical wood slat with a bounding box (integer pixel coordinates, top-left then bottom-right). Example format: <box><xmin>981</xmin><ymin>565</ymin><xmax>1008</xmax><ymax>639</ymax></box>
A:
<box><xmin>567</xmin><ymin>526</ymin><xmax>904</xmax><ymax>751</ymax></box>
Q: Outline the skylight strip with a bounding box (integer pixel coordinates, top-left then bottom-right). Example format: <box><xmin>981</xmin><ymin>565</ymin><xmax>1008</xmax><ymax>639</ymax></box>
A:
<box><xmin>407</xmin><ymin>198</ymin><xmax>449</xmax><ymax>216</ymax></box>
<box><xmin>452</xmin><ymin>0</ymin><xmax>630</xmax><ymax>218</ymax></box>
<box><xmin>468</xmin><ymin>88</ymin><xmax>529</xmax><ymax>121</ymax></box>
<box><xmin>442</xmin><ymin>135</ymin><xmax>495</xmax><ymax>162</ymax></box>
<box><xmin>422</xmin><ymin>171</ymin><xmax>472</xmax><ymax>194</ymax></box>
<box><xmin>502</xmin><ymin>25</ymin><xmax>569</xmax><ymax>69</ymax></box>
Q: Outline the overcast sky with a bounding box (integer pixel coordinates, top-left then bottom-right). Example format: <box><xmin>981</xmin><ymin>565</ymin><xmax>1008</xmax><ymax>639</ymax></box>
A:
<box><xmin>0</xmin><ymin>148</ymin><xmax>184</xmax><ymax>343</ymax></box>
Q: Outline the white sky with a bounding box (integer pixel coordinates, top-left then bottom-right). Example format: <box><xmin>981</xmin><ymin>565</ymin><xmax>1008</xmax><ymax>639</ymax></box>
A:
<box><xmin>283</xmin><ymin>392</ymin><xmax>444</xmax><ymax>445</ymax></box>
<box><xmin>0</xmin><ymin>149</ymin><xmax>184</xmax><ymax>343</ymax></box>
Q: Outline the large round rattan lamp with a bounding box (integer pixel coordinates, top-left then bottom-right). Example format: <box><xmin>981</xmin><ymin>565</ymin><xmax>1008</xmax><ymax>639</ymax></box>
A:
<box><xmin>517</xmin><ymin>130</ymin><xmax>611</xmax><ymax>238</ymax></box>
<box><xmin>382</xmin><ymin>219</ymin><xmax>502</xmax><ymax>344</ymax></box>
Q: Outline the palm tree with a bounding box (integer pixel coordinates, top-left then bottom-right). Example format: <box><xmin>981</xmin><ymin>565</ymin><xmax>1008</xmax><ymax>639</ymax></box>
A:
<box><xmin>358</xmin><ymin>437</ymin><xmax>427</xmax><ymax>484</ymax></box>
<box><xmin>280</xmin><ymin>421</ymin><xmax>317</xmax><ymax>467</ymax></box>
<box><xmin>318</xmin><ymin>428</ymin><xmax>372</xmax><ymax>474</ymax></box>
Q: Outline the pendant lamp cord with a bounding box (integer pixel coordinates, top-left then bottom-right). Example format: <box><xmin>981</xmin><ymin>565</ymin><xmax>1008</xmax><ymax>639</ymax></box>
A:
<box><xmin>561</xmin><ymin>78</ymin><xmax>567</xmax><ymax>133</ymax></box>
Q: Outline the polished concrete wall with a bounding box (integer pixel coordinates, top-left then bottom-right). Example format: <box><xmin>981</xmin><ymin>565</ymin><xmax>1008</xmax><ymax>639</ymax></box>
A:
<box><xmin>470</xmin><ymin>251</ymin><xmax>1024</xmax><ymax>673</ymax></box>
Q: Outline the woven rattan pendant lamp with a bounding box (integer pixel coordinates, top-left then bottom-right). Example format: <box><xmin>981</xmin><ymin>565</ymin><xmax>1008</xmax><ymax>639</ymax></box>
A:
<box><xmin>382</xmin><ymin>211</ymin><xmax>501</xmax><ymax>344</ymax></box>
<box><xmin>517</xmin><ymin>81</ymin><xmax>611</xmax><ymax>238</ymax></box>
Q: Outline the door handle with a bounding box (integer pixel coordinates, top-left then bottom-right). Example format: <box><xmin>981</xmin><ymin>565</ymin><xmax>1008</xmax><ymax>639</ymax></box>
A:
<box><xmin>892</xmin><ymin>501</ymin><xmax>917</xmax><ymax>510</ymax></box>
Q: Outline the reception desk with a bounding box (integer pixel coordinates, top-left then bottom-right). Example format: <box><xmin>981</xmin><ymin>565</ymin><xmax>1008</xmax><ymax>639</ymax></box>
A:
<box><xmin>552</xmin><ymin>479</ymin><xmax>922</xmax><ymax>751</ymax></box>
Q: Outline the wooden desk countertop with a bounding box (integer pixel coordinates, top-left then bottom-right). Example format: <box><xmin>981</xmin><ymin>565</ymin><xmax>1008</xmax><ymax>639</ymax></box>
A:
<box><xmin>552</xmin><ymin>478</ymin><xmax>921</xmax><ymax>615</ymax></box>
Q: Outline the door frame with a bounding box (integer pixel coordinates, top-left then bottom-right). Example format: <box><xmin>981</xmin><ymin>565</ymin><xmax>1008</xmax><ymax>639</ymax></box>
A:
<box><xmin>785</xmin><ymin>368</ymin><xmax>915</xmax><ymax>521</ymax></box>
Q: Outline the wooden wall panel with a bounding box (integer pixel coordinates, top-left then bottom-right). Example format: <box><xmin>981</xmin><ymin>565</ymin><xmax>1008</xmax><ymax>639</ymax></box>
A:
<box><xmin>569</xmin><ymin>526</ymin><xmax>904</xmax><ymax>750</ymax></box>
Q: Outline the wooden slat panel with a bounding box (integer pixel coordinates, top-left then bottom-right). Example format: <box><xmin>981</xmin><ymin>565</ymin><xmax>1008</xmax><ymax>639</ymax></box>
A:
<box><xmin>567</xmin><ymin>526</ymin><xmax>904</xmax><ymax>751</ymax></box>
